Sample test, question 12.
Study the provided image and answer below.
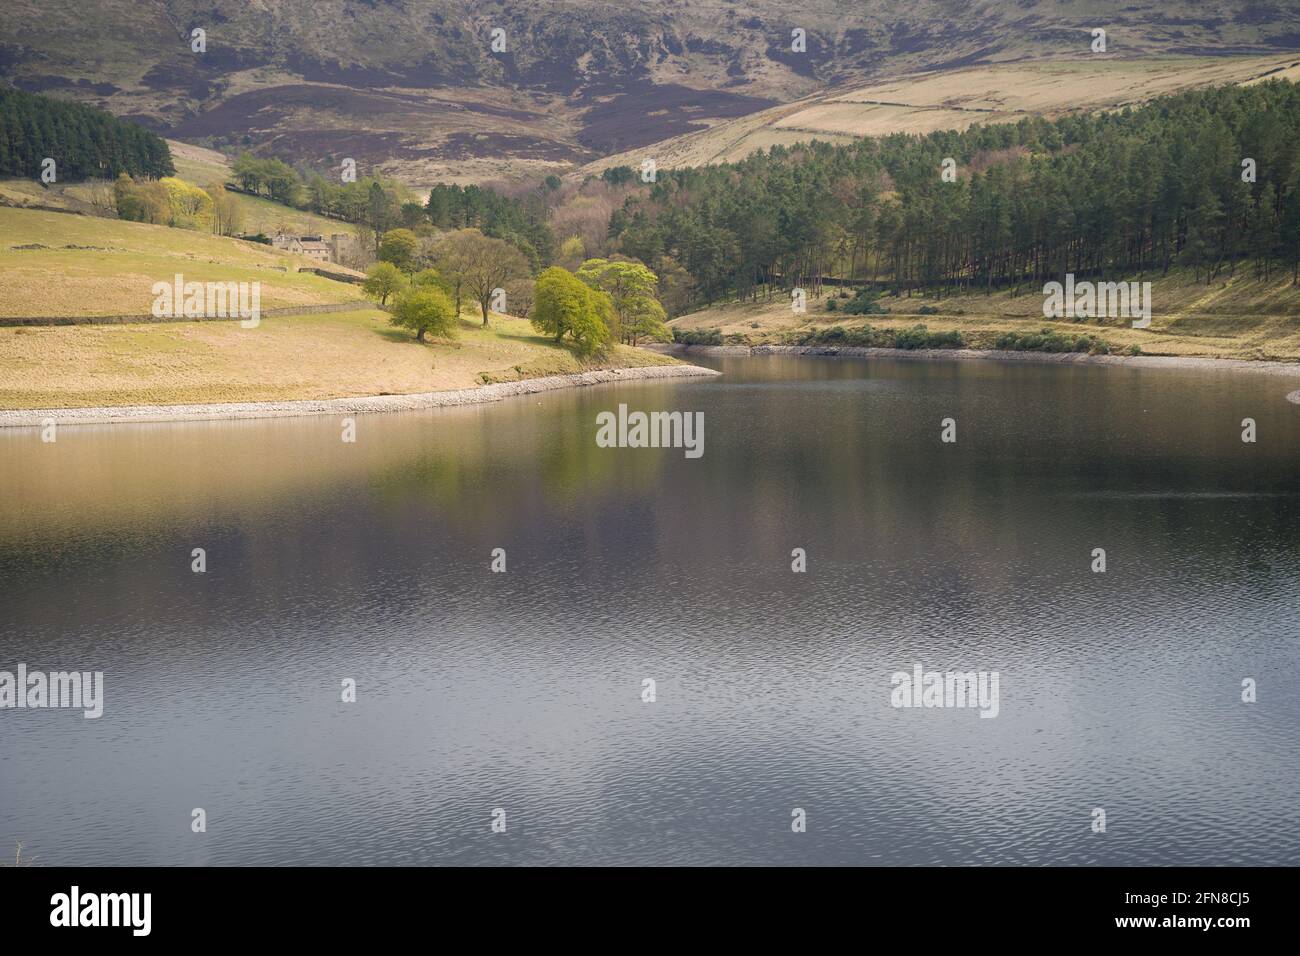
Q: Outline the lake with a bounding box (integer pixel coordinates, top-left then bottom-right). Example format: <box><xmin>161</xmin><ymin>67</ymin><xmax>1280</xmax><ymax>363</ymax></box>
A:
<box><xmin>1</xmin><ymin>353</ymin><xmax>1298</xmax><ymax>866</ymax></box>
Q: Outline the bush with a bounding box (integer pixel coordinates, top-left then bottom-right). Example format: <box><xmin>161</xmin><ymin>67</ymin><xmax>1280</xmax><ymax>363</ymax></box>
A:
<box><xmin>826</xmin><ymin>298</ymin><xmax>838</xmax><ymax>311</ymax></box>
<box><xmin>788</xmin><ymin>325</ymin><xmax>885</xmax><ymax>347</ymax></box>
<box><xmin>672</xmin><ymin>328</ymin><xmax>723</xmax><ymax>346</ymax></box>
<box><xmin>841</xmin><ymin>288</ymin><xmax>889</xmax><ymax>315</ymax></box>
<box><xmin>891</xmin><ymin>324</ymin><xmax>965</xmax><ymax>350</ymax></box>
<box><xmin>917</xmin><ymin>305</ymin><xmax>940</xmax><ymax>315</ymax></box>
<box><xmin>786</xmin><ymin>324</ymin><xmax>963</xmax><ymax>349</ymax></box>
<box><xmin>994</xmin><ymin>327</ymin><xmax>1112</xmax><ymax>354</ymax></box>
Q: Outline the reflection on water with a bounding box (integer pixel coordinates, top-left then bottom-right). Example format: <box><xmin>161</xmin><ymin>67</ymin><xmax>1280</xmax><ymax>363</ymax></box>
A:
<box><xmin>1</xmin><ymin>354</ymin><xmax>1298</xmax><ymax>865</ymax></box>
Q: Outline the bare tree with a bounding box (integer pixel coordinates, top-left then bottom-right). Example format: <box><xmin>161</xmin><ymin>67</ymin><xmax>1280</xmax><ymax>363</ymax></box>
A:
<box><xmin>507</xmin><ymin>277</ymin><xmax>535</xmax><ymax>319</ymax></box>
<box><xmin>433</xmin><ymin>229</ymin><xmax>530</xmax><ymax>324</ymax></box>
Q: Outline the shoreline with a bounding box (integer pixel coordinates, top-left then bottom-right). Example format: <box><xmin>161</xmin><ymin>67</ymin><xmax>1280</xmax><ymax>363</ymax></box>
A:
<box><xmin>0</xmin><ymin>364</ymin><xmax>720</xmax><ymax>429</ymax></box>
<box><xmin>652</xmin><ymin>343</ymin><xmax>1300</xmax><ymax>380</ymax></box>
<box><xmin>6</xmin><ymin>344</ymin><xmax>1298</xmax><ymax>428</ymax></box>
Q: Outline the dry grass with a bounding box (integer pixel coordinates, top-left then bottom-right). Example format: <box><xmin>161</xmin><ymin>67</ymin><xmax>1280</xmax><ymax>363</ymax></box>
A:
<box><xmin>0</xmin><ymin>842</ymin><xmax>35</xmax><ymax>867</ymax></box>
<box><xmin>0</xmin><ymin>308</ymin><xmax>678</xmax><ymax>409</ymax></box>
<box><xmin>0</xmin><ymin>208</ymin><xmax>364</xmax><ymax>317</ymax></box>
<box><xmin>0</xmin><ymin>205</ymin><xmax>676</xmax><ymax>409</ymax></box>
<box><xmin>672</xmin><ymin>269</ymin><xmax>1300</xmax><ymax>362</ymax></box>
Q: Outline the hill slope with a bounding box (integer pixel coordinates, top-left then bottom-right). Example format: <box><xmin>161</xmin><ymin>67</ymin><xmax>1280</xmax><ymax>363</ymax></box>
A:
<box><xmin>670</xmin><ymin>269</ymin><xmax>1300</xmax><ymax>363</ymax></box>
<box><xmin>0</xmin><ymin>207</ymin><xmax>364</xmax><ymax>317</ymax></box>
<box><xmin>5</xmin><ymin>1</ymin><xmax>1300</xmax><ymax>183</ymax></box>
<box><xmin>588</xmin><ymin>54</ymin><xmax>1300</xmax><ymax>172</ymax></box>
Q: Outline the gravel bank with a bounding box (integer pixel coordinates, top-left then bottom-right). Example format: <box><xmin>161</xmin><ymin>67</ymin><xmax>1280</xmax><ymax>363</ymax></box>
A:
<box><xmin>0</xmin><ymin>364</ymin><xmax>720</xmax><ymax>428</ymax></box>
<box><xmin>652</xmin><ymin>343</ymin><xmax>1300</xmax><ymax>378</ymax></box>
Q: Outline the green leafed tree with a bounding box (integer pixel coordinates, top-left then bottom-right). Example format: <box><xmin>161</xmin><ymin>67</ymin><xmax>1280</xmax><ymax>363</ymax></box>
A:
<box><xmin>389</xmin><ymin>287</ymin><xmax>458</xmax><ymax>342</ymax></box>
<box><xmin>412</xmin><ymin>268</ymin><xmax>454</xmax><ymax>298</ymax></box>
<box><xmin>531</xmin><ymin>267</ymin><xmax>613</xmax><ymax>354</ymax></box>
<box><xmin>362</xmin><ymin>261</ymin><xmax>407</xmax><ymax>306</ymax></box>
<box><xmin>575</xmin><ymin>257</ymin><xmax>670</xmax><ymax>345</ymax></box>
<box><xmin>378</xmin><ymin>228</ymin><xmax>420</xmax><ymax>273</ymax></box>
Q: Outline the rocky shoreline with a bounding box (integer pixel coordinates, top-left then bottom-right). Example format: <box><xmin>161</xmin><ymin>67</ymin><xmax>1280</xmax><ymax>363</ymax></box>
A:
<box><xmin>0</xmin><ymin>363</ymin><xmax>720</xmax><ymax>428</ymax></box>
<box><xmin>651</xmin><ymin>343</ymin><xmax>1300</xmax><ymax>380</ymax></box>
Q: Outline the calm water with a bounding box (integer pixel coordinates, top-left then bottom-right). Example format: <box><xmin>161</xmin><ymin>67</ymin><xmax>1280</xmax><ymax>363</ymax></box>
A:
<box><xmin>1</xmin><ymin>354</ymin><xmax>1298</xmax><ymax>866</ymax></box>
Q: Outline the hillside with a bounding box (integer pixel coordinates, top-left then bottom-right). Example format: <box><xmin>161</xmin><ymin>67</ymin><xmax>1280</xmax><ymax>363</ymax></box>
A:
<box><xmin>0</xmin><ymin>141</ymin><xmax>358</xmax><ymax>238</ymax></box>
<box><xmin>166</xmin><ymin>140</ymin><xmax>362</xmax><ymax>235</ymax></box>
<box><xmin>670</xmin><ymin>269</ymin><xmax>1300</xmax><ymax>362</ymax></box>
<box><xmin>0</xmin><ymin>204</ymin><xmax>679</xmax><ymax>409</ymax></box>
<box><xmin>587</xmin><ymin>54</ymin><xmax>1300</xmax><ymax>172</ymax></box>
<box><xmin>4</xmin><ymin>1</ymin><xmax>1300</xmax><ymax>184</ymax></box>
<box><xmin>0</xmin><ymin>309</ymin><xmax>678</xmax><ymax>409</ymax></box>
<box><xmin>0</xmin><ymin>207</ymin><xmax>364</xmax><ymax>317</ymax></box>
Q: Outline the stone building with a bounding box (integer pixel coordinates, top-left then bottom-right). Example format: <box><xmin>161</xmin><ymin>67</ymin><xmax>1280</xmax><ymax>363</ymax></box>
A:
<box><xmin>271</xmin><ymin>233</ymin><xmax>355</xmax><ymax>264</ymax></box>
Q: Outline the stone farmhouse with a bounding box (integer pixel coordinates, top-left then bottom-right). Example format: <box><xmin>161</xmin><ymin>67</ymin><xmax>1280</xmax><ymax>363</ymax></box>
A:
<box><xmin>271</xmin><ymin>233</ymin><xmax>355</xmax><ymax>264</ymax></box>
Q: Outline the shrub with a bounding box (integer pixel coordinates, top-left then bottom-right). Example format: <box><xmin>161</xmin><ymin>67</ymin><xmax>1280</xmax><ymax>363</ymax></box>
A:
<box><xmin>841</xmin><ymin>288</ymin><xmax>889</xmax><ymax>315</ymax></box>
<box><xmin>994</xmin><ymin>327</ymin><xmax>1113</xmax><ymax>353</ymax></box>
<box><xmin>786</xmin><ymin>324</ymin><xmax>963</xmax><ymax>349</ymax></box>
<box><xmin>788</xmin><ymin>325</ymin><xmax>885</xmax><ymax>347</ymax></box>
<box><xmin>891</xmin><ymin>324</ymin><xmax>964</xmax><ymax>350</ymax></box>
<box><xmin>672</xmin><ymin>328</ymin><xmax>723</xmax><ymax>346</ymax></box>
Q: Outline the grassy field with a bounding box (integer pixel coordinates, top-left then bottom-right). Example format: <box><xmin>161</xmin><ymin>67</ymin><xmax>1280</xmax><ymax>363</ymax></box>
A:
<box><xmin>671</xmin><ymin>269</ymin><xmax>1300</xmax><ymax>362</ymax></box>
<box><xmin>586</xmin><ymin>55</ymin><xmax>1300</xmax><ymax>173</ymax></box>
<box><xmin>0</xmin><ymin>203</ymin><xmax>677</xmax><ymax>409</ymax></box>
<box><xmin>0</xmin><ymin>207</ymin><xmax>365</xmax><ymax>317</ymax></box>
<box><xmin>0</xmin><ymin>309</ymin><xmax>679</xmax><ymax>409</ymax></box>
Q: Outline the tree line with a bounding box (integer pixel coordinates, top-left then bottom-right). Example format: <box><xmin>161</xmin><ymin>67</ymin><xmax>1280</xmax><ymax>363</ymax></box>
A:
<box><xmin>425</xmin><ymin>183</ymin><xmax>557</xmax><ymax>271</ymax></box>
<box><xmin>227</xmin><ymin>155</ymin><xmax>556</xmax><ymax>268</ymax></box>
<box><xmin>605</xmin><ymin>80</ymin><xmax>1300</xmax><ymax>307</ymax></box>
<box><xmin>0</xmin><ymin>86</ymin><xmax>173</xmax><ymax>181</ymax></box>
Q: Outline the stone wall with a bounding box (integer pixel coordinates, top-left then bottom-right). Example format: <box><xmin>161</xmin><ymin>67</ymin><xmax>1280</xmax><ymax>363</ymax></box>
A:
<box><xmin>0</xmin><ymin>301</ymin><xmax>370</xmax><ymax>327</ymax></box>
